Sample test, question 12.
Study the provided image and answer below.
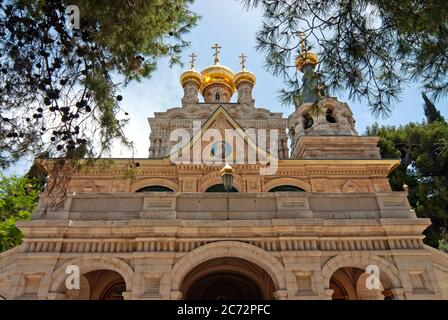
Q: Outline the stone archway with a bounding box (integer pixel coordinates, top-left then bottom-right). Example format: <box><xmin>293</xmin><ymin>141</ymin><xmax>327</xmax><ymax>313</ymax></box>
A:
<box><xmin>322</xmin><ymin>253</ymin><xmax>403</xmax><ymax>300</ymax></box>
<box><xmin>171</xmin><ymin>241</ymin><xmax>287</xmax><ymax>299</ymax></box>
<box><xmin>66</xmin><ymin>270</ymin><xmax>126</xmax><ymax>300</ymax></box>
<box><xmin>181</xmin><ymin>257</ymin><xmax>275</xmax><ymax>300</ymax></box>
<box><xmin>330</xmin><ymin>267</ymin><xmax>385</xmax><ymax>300</ymax></box>
<box><xmin>48</xmin><ymin>256</ymin><xmax>133</xmax><ymax>299</ymax></box>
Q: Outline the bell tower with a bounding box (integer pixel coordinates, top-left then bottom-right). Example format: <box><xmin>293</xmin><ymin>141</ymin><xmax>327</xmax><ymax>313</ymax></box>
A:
<box><xmin>288</xmin><ymin>36</ymin><xmax>378</xmax><ymax>160</ymax></box>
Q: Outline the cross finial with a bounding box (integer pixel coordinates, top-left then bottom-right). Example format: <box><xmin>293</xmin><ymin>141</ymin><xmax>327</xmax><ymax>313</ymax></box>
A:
<box><xmin>212</xmin><ymin>43</ymin><xmax>222</xmax><ymax>64</ymax></box>
<box><xmin>239</xmin><ymin>53</ymin><xmax>247</xmax><ymax>70</ymax></box>
<box><xmin>296</xmin><ymin>32</ymin><xmax>306</xmax><ymax>52</ymax></box>
<box><xmin>189</xmin><ymin>52</ymin><xmax>197</xmax><ymax>69</ymax></box>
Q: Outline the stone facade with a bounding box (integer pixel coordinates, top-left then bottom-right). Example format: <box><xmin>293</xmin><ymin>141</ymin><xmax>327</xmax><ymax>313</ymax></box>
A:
<box><xmin>1</xmin><ymin>54</ymin><xmax>448</xmax><ymax>300</ymax></box>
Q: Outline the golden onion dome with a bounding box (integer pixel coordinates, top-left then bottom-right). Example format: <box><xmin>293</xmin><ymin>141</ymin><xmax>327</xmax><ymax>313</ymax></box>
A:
<box><xmin>295</xmin><ymin>51</ymin><xmax>319</xmax><ymax>72</ymax></box>
<box><xmin>199</xmin><ymin>64</ymin><xmax>236</xmax><ymax>94</ymax></box>
<box><xmin>234</xmin><ymin>69</ymin><xmax>256</xmax><ymax>88</ymax></box>
<box><xmin>180</xmin><ymin>69</ymin><xmax>203</xmax><ymax>87</ymax></box>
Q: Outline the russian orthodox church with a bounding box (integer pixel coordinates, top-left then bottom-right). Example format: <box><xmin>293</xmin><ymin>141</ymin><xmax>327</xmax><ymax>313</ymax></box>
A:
<box><xmin>1</xmin><ymin>43</ymin><xmax>448</xmax><ymax>300</ymax></box>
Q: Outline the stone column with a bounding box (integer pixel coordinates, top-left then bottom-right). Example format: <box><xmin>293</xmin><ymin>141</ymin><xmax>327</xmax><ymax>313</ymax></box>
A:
<box><xmin>389</xmin><ymin>288</ymin><xmax>406</xmax><ymax>300</ymax></box>
<box><xmin>272</xmin><ymin>289</ymin><xmax>288</xmax><ymax>300</ymax></box>
<box><xmin>170</xmin><ymin>290</ymin><xmax>183</xmax><ymax>300</ymax></box>
<box><xmin>323</xmin><ymin>288</ymin><xmax>334</xmax><ymax>300</ymax></box>
<box><xmin>122</xmin><ymin>291</ymin><xmax>133</xmax><ymax>300</ymax></box>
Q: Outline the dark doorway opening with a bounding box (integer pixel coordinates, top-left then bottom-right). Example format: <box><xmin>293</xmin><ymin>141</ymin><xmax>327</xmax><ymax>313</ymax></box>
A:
<box><xmin>181</xmin><ymin>257</ymin><xmax>275</xmax><ymax>300</ymax></box>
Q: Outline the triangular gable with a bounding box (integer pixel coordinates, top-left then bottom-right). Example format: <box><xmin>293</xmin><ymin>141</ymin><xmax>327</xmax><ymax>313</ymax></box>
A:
<box><xmin>168</xmin><ymin>105</ymin><xmax>277</xmax><ymax>164</ymax></box>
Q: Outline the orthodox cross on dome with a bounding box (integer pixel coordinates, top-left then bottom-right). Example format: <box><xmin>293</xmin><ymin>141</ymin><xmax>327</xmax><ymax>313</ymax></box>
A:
<box><xmin>239</xmin><ymin>53</ymin><xmax>247</xmax><ymax>70</ymax></box>
<box><xmin>189</xmin><ymin>52</ymin><xmax>197</xmax><ymax>69</ymax></box>
<box><xmin>296</xmin><ymin>31</ymin><xmax>307</xmax><ymax>52</ymax></box>
<box><xmin>212</xmin><ymin>43</ymin><xmax>222</xmax><ymax>64</ymax></box>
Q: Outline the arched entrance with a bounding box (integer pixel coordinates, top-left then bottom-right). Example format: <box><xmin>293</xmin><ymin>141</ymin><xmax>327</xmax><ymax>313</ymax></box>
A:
<box><xmin>49</xmin><ymin>256</ymin><xmax>133</xmax><ymax>300</ymax></box>
<box><xmin>330</xmin><ymin>267</ymin><xmax>388</xmax><ymax>300</ymax></box>
<box><xmin>66</xmin><ymin>270</ymin><xmax>126</xmax><ymax>300</ymax></box>
<box><xmin>322</xmin><ymin>253</ymin><xmax>403</xmax><ymax>300</ymax></box>
<box><xmin>180</xmin><ymin>257</ymin><xmax>275</xmax><ymax>300</ymax></box>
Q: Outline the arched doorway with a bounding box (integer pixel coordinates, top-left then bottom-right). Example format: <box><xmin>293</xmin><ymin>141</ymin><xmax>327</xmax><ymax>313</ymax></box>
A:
<box><xmin>330</xmin><ymin>267</ymin><xmax>387</xmax><ymax>300</ymax></box>
<box><xmin>66</xmin><ymin>270</ymin><xmax>126</xmax><ymax>300</ymax></box>
<box><xmin>180</xmin><ymin>257</ymin><xmax>275</xmax><ymax>300</ymax></box>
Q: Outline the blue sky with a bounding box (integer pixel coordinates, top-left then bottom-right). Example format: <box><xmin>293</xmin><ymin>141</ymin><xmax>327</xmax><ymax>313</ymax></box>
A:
<box><xmin>3</xmin><ymin>0</ymin><xmax>447</xmax><ymax>176</ymax></box>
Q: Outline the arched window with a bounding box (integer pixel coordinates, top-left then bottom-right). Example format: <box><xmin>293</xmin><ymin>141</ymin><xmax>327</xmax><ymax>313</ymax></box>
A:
<box><xmin>206</xmin><ymin>184</ymin><xmax>238</xmax><ymax>192</ymax></box>
<box><xmin>304</xmin><ymin>113</ymin><xmax>314</xmax><ymax>129</ymax></box>
<box><xmin>136</xmin><ymin>185</ymin><xmax>174</xmax><ymax>192</ymax></box>
<box><xmin>215</xmin><ymin>92</ymin><xmax>220</xmax><ymax>101</ymax></box>
<box><xmin>326</xmin><ymin>108</ymin><xmax>336</xmax><ymax>123</ymax></box>
<box><xmin>268</xmin><ymin>185</ymin><xmax>305</xmax><ymax>192</ymax></box>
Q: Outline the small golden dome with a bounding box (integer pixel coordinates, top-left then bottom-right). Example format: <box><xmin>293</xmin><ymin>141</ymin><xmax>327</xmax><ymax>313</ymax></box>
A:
<box><xmin>180</xmin><ymin>69</ymin><xmax>203</xmax><ymax>87</ymax></box>
<box><xmin>200</xmin><ymin>64</ymin><xmax>236</xmax><ymax>94</ymax></box>
<box><xmin>295</xmin><ymin>51</ymin><xmax>319</xmax><ymax>72</ymax></box>
<box><xmin>234</xmin><ymin>69</ymin><xmax>256</xmax><ymax>87</ymax></box>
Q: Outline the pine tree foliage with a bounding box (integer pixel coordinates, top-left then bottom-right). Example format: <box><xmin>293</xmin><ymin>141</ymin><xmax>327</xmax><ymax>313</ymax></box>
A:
<box><xmin>422</xmin><ymin>92</ymin><xmax>445</xmax><ymax>123</ymax></box>
<box><xmin>241</xmin><ymin>0</ymin><xmax>448</xmax><ymax>118</ymax></box>
<box><xmin>0</xmin><ymin>0</ymin><xmax>198</xmax><ymax>169</ymax></box>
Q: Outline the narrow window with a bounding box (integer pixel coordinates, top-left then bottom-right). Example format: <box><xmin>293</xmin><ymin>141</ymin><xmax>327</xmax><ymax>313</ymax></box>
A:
<box><xmin>215</xmin><ymin>92</ymin><xmax>220</xmax><ymax>101</ymax></box>
<box><xmin>326</xmin><ymin>109</ymin><xmax>336</xmax><ymax>123</ymax></box>
<box><xmin>304</xmin><ymin>113</ymin><xmax>314</xmax><ymax>129</ymax></box>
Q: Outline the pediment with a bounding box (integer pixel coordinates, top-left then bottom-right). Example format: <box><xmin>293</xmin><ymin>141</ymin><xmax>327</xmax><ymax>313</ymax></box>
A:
<box><xmin>168</xmin><ymin>106</ymin><xmax>277</xmax><ymax>165</ymax></box>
